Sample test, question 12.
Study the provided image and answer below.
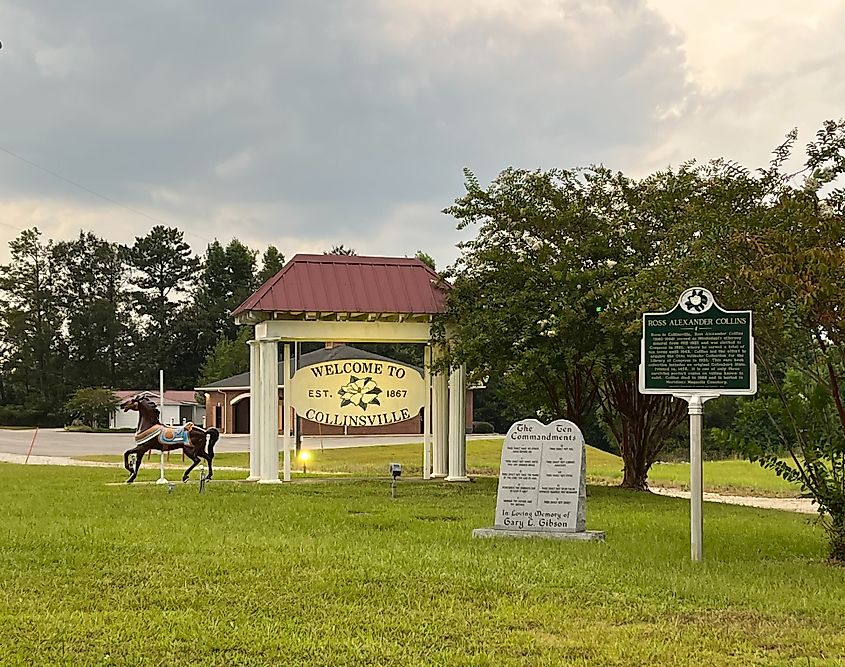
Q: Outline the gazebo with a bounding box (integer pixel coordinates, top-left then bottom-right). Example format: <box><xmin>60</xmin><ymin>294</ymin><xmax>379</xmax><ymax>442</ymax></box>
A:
<box><xmin>232</xmin><ymin>254</ymin><xmax>469</xmax><ymax>484</ymax></box>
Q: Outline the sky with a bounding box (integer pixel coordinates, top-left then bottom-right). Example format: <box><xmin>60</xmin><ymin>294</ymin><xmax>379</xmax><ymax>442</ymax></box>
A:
<box><xmin>1</xmin><ymin>0</ymin><xmax>843</xmax><ymax>268</ymax></box>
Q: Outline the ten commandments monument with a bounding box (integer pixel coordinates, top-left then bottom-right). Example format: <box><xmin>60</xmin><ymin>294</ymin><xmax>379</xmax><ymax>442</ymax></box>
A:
<box><xmin>473</xmin><ymin>419</ymin><xmax>605</xmax><ymax>541</ymax></box>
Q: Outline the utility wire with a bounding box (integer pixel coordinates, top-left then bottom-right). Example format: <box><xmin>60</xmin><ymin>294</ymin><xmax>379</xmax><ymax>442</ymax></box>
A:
<box><xmin>0</xmin><ymin>144</ymin><xmax>211</xmax><ymax>244</ymax></box>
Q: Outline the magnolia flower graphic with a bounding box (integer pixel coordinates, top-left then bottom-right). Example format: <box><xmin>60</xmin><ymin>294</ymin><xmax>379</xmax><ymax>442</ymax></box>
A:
<box><xmin>684</xmin><ymin>288</ymin><xmax>709</xmax><ymax>313</ymax></box>
<box><xmin>338</xmin><ymin>376</ymin><xmax>383</xmax><ymax>412</ymax></box>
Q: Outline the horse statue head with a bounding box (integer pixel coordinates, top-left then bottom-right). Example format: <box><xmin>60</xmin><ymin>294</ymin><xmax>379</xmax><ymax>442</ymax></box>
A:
<box><xmin>120</xmin><ymin>393</ymin><xmax>160</xmax><ymax>419</ymax></box>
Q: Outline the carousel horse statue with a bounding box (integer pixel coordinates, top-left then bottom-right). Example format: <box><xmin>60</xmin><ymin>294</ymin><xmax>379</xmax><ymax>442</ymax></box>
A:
<box><xmin>120</xmin><ymin>393</ymin><xmax>219</xmax><ymax>484</ymax></box>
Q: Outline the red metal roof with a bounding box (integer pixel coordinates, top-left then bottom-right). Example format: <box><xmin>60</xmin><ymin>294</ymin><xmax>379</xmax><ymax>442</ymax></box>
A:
<box><xmin>233</xmin><ymin>254</ymin><xmax>449</xmax><ymax>316</ymax></box>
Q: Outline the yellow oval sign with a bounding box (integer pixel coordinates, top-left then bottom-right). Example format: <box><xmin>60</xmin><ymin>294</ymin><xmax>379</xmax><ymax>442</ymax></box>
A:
<box><xmin>289</xmin><ymin>358</ymin><xmax>425</xmax><ymax>427</ymax></box>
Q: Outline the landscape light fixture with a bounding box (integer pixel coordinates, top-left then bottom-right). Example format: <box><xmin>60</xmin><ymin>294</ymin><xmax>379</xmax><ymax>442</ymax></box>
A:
<box><xmin>299</xmin><ymin>449</ymin><xmax>311</xmax><ymax>475</ymax></box>
<box><xmin>389</xmin><ymin>462</ymin><xmax>402</xmax><ymax>498</ymax></box>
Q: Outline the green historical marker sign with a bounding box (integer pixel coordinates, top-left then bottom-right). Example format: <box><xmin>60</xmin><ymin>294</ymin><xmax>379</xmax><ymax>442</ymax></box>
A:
<box><xmin>639</xmin><ymin>287</ymin><xmax>756</xmax><ymax>395</ymax></box>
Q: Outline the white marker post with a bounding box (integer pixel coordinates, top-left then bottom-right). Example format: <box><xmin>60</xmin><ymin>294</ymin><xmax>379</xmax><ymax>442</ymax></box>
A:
<box><xmin>674</xmin><ymin>393</ymin><xmax>717</xmax><ymax>560</ymax></box>
<box><xmin>156</xmin><ymin>369</ymin><xmax>168</xmax><ymax>485</ymax></box>
<box><xmin>640</xmin><ymin>288</ymin><xmax>756</xmax><ymax>562</ymax></box>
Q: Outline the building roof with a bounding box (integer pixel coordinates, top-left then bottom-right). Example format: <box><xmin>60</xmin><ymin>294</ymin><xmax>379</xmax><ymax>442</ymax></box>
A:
<box><xmin>232</xmin><ymin>254</ymin><xmax>448</xmax><ymax>317</ymax></box>
<box><xmin>113</xmin><ymin>390</ymin><xmax>201</xmax><ymax>406</ymax></box>
<box><xmin>196</xmin><ymin>344</ymin><xmax>420</xmax><ymax>391</ymax></box>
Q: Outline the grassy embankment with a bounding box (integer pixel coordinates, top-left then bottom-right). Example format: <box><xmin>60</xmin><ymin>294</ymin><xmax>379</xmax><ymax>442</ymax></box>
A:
<box><xmin>81</xmin><ymin>438</ymin><xmax>799</xmax><ymax>497</ymax></box>
<box><xmin>0</xmin><ymin>462</ymin><xmax>841</xmax><ymax>666</ymax></box>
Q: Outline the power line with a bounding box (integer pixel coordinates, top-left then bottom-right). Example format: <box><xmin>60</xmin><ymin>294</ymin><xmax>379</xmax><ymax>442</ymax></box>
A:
<box><xmin>0</xmin><ymin>144</ymin><xmax>211</xmax><ymax>244</ymax></box>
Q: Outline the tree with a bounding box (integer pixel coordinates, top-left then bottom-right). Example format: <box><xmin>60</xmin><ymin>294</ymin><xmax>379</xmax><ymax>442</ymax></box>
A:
<box><xmin>324</xmin><ymin>245</ymin><xmax>356</xmax><ymax>255</ymax></box>
<box><xmin>636</xmin><ymin>120</ymin><xmax>845</xmax><ymax>559</ymax></box>
<box><xmin>194</xmin><ymin>239</ymin><xmax>257</xmax><ymax>344</ymax></box>
<box><xmin>128</xmin><ymin>226</ymin><xmax>194</xmax><ymax>383</ymax></box>
<box><xmin>256</xmin><ymin>246</ymin><xmax>285</xmax><ymax>284</ymax></box>
<box><xmin>0</xmin><ymin>228</ymin><xmax>66</xmax><ymax>407</ymax></box>
<box><xmin>198</xmin><ymin>327</ymin><xmax>252</xmax><ymax>386</ymax></box>
<box><xmin>441</xmin><ymin>167</ymin><xmax>686</xmax><ymax>488</ymax></box>
<box><xmin>64</xmin><ymin>387</ymin><xmax>119</xmax><ymax>429</ymax></box>
<box><xmin>414</xmin><ymin>250</ymin><xmax>436</xmax><ymax>270</ymax></box>
<box><xmin>53</xmin><ymin>232</ymin><xmax>134</xmax><ymax>390</ymax></box>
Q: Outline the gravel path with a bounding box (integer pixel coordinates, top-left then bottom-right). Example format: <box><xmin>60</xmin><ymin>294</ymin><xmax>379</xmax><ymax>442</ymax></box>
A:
<box><xmin>650</xmin><ymin>486</ymin><xmax>816</xmax><ymax>515</ymax></box>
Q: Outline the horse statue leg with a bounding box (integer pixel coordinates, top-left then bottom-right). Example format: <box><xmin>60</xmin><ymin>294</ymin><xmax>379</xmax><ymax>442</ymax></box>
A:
<box><xmin>187</xmin><ymin>427</ymin><xmax>219</xmax><ymax>482</ymax></box>
<box><xmin>124</xmin><ymin>445</ymin><xmax>146</xmax><ymax>484</ymax></box>
<box><xmin>204</xmin><ymin>427</ymin><xmax>219</xmax><ymax>480</ymax></box>
<box><xmin>182</xmin><ymin>447</ymin><xmax>201</xmax><ymax>483</ymax></box>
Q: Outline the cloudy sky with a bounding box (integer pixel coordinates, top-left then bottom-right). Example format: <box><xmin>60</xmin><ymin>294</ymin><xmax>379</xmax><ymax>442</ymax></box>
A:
<box><xmin>1</xmin><ymin>0</ymin><xmax>842</xmax><ymax>267</ymax></box>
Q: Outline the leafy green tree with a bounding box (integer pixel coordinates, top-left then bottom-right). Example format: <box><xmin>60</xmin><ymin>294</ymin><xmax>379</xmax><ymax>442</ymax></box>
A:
<box><xmin>414</xmin><ymin>250</ymin><xmax>436</xmax><ymax>270</ymax></box>
<box><xmin>198</xmin><ymin>327</ymin><xmax>252</xmax><ymax>385</ymax></box>
<box><xmin>636</xmin><ymin>120</ymin><xmax>845</xmax><ymax>559</ymax></box>
<box><xmin>53</xmin><ymin>232</ymin><xmax>134</xmax><ymax>390</ymax></box>
<box><xmin>128</xmin><ymin>225</ymin><xmax>194</xmax><ymax>379</ymax></box>
<box><xmin>194</xmin><ymin>239</ymin><xmax>257</xmax><ymax>343</ymax></box>
<box><xmin>442</xmin><ymin>168</ymin><xmax>602</xmax><ymax>427</ymax></box>
<box><xmin>256</xmin><ymin>245</ymin><xmax>285</xmax><ymax>284</ymax></box>
<box><xmin>64</xmin><ymin>387</ymin><xmax>119</xmax><ymax>429</ymax></box>
<box><xmin>0</xmin><ymin>228</ymin><xmax>66</xmax><ymax>406</ymax></box>
<box><xmin>324</xmin><ymin>245</ymin><xmax>356</xmax><ymax>255</ymax></box>
<box><xmin>442</xmin><ymin>167</ymin><xmax>685</xmax><ymax>487</ymax></box>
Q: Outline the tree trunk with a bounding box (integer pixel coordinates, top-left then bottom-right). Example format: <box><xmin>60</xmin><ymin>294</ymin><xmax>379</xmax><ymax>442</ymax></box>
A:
<box><xmin>620</xmin><ymin>455</ymin><xmax>649</xmax><ymax>490</ymax></box>
<box><xmin>598</xmin><ymin>373</ymin><xmax>687</xmax><ymax>492</ymax></box>
<box><xmin>830</xmin><ymin>513</ymin><xmax>845</xmax><ymax>564</ymax></box>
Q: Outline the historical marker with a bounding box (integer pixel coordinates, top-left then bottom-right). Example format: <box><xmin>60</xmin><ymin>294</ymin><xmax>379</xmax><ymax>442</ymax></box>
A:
<box><xmin>639</xmin><ymin>287</ymin><xmax>757</xmax><ymax>562</ymax></box>
<box><xmin>472</xmin><ymin>419</ymin><xmax>604</xmax><ymax>541</ymax></box>
<box><xmin>640</xmin><ymin>287</ymin><xmax>755</xmax><ymax>395</ymax></box>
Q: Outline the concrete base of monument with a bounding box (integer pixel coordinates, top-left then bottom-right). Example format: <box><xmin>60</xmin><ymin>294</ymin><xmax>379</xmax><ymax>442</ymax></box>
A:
<box><xmin>472</xmin><ymin>527</ymin><xmax>606</xmax><ymax>541</ymax></box>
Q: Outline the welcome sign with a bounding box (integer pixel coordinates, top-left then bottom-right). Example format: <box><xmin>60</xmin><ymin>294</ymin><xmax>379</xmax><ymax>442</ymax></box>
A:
<box><xmin>288</xmin><ymin>359</ymin><xmax>425</xmax><ymax>427</ymax></box>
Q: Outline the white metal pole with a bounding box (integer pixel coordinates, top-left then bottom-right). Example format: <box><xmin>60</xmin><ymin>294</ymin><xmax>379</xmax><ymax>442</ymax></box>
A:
<box><xmin>156</xmin><ymin>369</ymin><xmax>167</xmax><ymax>485</ymax></box>
<box><xmin>283</xmin><ymin>343</ymin><xmax>292</xmax><ymax>482</ymax></box>
<box><xmin>689</xmin><ymin>395</ymin><xmax>704</xmax><ymax>562</ymax></box>
<box><xmin>423</xmin><ymin>346</ymin><xmax>432</xmax><ymax>480</ymax></box>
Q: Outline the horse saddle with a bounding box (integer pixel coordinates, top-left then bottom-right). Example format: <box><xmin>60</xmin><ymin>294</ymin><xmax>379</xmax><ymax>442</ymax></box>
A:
<box><xmin>135</xmin><ymin>423</ymin><xmax>194</xmax><ymax>447</ymax></box>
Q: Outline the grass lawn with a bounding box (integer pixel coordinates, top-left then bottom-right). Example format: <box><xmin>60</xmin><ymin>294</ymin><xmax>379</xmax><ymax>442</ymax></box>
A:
<box><xmin>81</xmin><ymin>438</ymin><xmax>801</xmax><ymax>498</ymax></box>
<box><xmin>0</xmin><ymin>463</ymin><xmax>841</xmax><ymax>666</ymax></box>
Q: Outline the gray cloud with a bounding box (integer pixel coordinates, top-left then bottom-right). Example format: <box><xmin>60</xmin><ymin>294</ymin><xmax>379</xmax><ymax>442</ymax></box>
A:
<box><xmin>1</xmin><ymin>1</ymin><xmax>693</xmax><ymax>265</ymax></box>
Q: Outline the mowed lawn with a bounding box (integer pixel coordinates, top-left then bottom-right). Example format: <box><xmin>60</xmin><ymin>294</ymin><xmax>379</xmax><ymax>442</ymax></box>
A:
<box><xmin>85</xmin><ymin>438</ymin><xmax>800</xmax><ymax>497</ymax></box>
<box><xmin>1</xmin><ymin>463</ymin><xmax>843</xmax><ymax>666</ymax></box>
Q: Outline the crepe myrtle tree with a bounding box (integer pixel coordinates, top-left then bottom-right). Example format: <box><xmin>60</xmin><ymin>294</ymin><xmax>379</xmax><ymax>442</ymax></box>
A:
<box><xmin>635</xmin><ymin>120</ymin><xmax>845</xmax><ymax>559</ymax></box>
<box><xmin>65</xmin><ymin>387</ymin><xmax>119</xmax><ymax>429</ymax></box>
<box><xmin>439</xmin><ymin>167</ymin><xmax>685</xmax><ymax>487</ymax></box>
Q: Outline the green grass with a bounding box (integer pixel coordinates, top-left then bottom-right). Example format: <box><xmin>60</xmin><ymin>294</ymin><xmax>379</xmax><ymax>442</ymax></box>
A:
<box><xmin>81</xmin><ymin>438</ymin><xmax>801</xmax><ymax>497</ymax></box>
<box><xmin>0</xmin><ymin>463</ymin><xmax>842</xmax><ymax>666</ymax></box>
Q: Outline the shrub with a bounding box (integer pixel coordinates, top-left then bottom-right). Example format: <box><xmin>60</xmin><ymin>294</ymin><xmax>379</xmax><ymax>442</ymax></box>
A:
<box><xmin>0</xmin><ymin>405</ymin><xmax>64</xmax><ymax>428</ymax></box>
<box><xmin>472</xmin><ymin>421</ymin><xmax>495</xmax><ymax>434</ymax></box>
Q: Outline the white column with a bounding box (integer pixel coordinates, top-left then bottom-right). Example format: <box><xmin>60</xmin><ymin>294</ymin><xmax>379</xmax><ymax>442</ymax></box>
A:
<box><xmin>258</xmin><ymin>339</ymin><xmax>281</xmax><ymax>484</ymax></box>
<box><xmin>446</xmin><ymin>363</ymin><xmax>469</xmax><ymax>481</ymax></box>
<box><xmin>423</xmin><ymin>346</ymin><xmax>432</xmax><ymax>480</ymax></box>
<box><xmin>282</xmin><ymin>343</ymin><xmax>292</xmax><ymax>482</ymax></box>
<box><xmin>247</xmin><ymin>340</ymin><xmax>260</xmax><ymax>481</ymax></box>
<box><xmin>432</xmin><ymin>360</ymin><xmax>449</xmax><ymax>478</ymax></box>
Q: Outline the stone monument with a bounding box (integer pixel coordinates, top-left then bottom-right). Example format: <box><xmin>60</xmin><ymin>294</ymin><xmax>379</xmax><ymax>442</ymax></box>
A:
<box><xmin>472</xmin><ymin>419</ymin><xmax>604</xmax><ymax>541</ymax></box>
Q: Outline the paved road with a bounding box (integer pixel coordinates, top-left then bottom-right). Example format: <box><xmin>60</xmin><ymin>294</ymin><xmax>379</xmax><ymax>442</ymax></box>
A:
<box><xmin>0</xmin><ymin>428</ymin><xmax>489</xmax><ymax>458</ymax></box>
